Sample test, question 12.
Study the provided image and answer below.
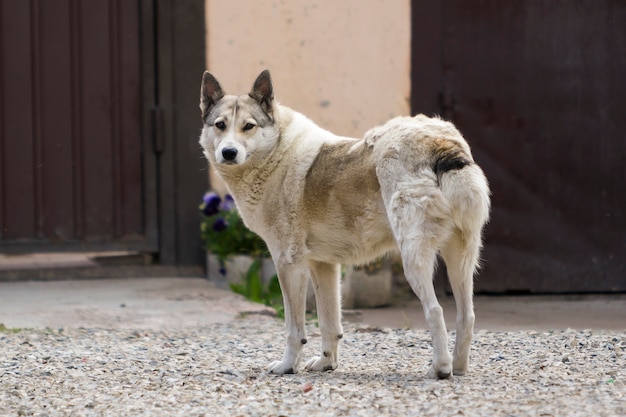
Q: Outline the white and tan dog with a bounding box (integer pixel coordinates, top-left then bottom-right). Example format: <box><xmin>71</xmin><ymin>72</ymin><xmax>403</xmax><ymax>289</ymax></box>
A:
<box><xmin>199</xmin><ymin>70</ymin><xmax>490</xmax><ymax>379</ymax></box>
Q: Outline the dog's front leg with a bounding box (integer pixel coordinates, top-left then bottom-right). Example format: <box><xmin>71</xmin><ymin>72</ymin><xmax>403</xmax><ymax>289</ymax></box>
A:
<box><xmin>268</xmin><ymin>261</ymin><xmax>309</xmax><ymax>375</ymax></box>
<box><xmin>305</xmin><ymin>261</ymin><xmax>343</xmax><ymax>372</ymax></box>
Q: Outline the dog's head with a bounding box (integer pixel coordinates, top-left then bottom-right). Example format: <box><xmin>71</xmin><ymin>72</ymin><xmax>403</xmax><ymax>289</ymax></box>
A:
<box><xmin>199</xmin><ymin>70</ymin><xmax>278</xmax><ymax>169</ymax></box>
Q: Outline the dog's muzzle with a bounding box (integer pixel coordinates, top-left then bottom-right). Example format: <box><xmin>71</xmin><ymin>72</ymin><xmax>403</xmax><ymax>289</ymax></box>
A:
<box><xmin>221</xmin><ymin>147</ymin><xmax>238</xmax><ymax>163</ymax></box>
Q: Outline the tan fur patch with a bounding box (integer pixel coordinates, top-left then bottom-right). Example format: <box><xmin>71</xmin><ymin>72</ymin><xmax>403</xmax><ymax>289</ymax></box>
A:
<box><xmin>302</xmin><ymin>140</ymin><xmax>397</xmax><ymax>263</ymax></box>
<box><xmin>304</xmin><ymin>140</ymin><xmax>378</xmax><ymax>222</ymax></box>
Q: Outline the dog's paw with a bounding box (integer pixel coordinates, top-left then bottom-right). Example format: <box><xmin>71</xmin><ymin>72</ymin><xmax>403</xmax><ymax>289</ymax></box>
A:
<box><xmin>304</xmin><ymin>356</ymin><xmax>337</xmax><ymax>372</ymax></box>
<box><xmin>453</xmin><ymin>365</ymin><xmax>468</xmax><ymax>377</ymax></box>
<box><xmin>268</xmin><ymin>360</ymin><xmax>297</xmax><ymax>375</ymax></box>
<box><xmin>427</xmin><ymin>363</ymin><xmax>453</xmax><ymax>380</ymax></box>
<box><xmin>453</xmin><ymin>358</ymin><xmax>469</xmax><ymax>377</ymax></box>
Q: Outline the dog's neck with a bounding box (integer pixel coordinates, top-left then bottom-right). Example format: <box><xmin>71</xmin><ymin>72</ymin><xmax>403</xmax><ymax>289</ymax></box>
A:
<box><xmin>214</xmin><ymin>104</ymin><xmax>339</xmax><ymax>233</ymax></box>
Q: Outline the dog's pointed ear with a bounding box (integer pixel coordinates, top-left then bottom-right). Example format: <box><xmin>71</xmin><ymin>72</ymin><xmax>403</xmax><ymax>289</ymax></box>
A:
<box><xmin>249</xmin><ymin>69</ymin><xmax>274</xmax><ymax>114</ymax></box>
<box><xmin>200</xmin><ymin>71</ymin><xmax>225</xmax><ymax>119</ymax></box>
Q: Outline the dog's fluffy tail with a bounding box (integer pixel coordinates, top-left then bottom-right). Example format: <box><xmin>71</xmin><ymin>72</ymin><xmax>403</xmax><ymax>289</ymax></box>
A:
<box><xmin>419</xmin><ymin>117</ymin><xmax>490</xmax><ymax>240</ymax></box>
<box><xmin>437</xmin><ymin>148</ymin><xmax>490</xmax><ymax>275</ymax></box>
<box><xmin>431</xmin><ymin>141</ymin><xmax>472</xmax><ymax>181</ymax></box>
<box><xmin>367</xmin><ymin>114</ymin><xmax>490</xmax><ymax>251</ymax></box>
<box><xmin>439</xmin><ymin>162</ymin><xmax>490</xmax><ymax>233</ymax></box>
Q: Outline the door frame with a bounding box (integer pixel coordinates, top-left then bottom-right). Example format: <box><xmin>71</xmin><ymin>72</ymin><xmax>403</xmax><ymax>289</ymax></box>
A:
<box><xmin>143</xmin><ymin>0</ymin><xmax>208</xmax><ymax>265</ymax></box>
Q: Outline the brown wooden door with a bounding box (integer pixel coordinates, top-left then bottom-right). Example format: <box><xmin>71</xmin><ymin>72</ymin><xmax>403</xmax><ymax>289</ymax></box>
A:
<box><xmin>413</xmin><ymin>1</ymin><xmax>626</xmax><ymax>293</ymax></box>
<box><xmin>0</xmin><ymin>0</ymin><xmax>157</xmax><ymax>253</ymax></box>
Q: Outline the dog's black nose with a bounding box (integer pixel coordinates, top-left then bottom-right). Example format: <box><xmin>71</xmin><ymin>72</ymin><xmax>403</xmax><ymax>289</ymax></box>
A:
<box><xmin>222</xmin><ymin>147</ymin><xmax>238</xmax><ymax>162</ymax></box>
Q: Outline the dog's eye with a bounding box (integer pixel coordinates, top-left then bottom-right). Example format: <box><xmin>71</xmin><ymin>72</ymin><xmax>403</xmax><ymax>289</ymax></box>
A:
<box><xmin>215</xmin><ymin>121</ymin><xmax>226</xmax><ymax>130</ymax></box>
<box><xmin>242</xmin><ymin>122</ymin><xmax>256</xmax><ymax>132</ymax></box>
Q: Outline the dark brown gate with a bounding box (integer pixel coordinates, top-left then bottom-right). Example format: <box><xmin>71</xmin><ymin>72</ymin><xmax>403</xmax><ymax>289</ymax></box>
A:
<box><xmin>0</xmin><ymin>0</ymin><xmax>156</xmax><ymax>253</ymax></box>
<box><xmin>412</xmin><ymin>0</ymin><xmax>626</xmax><ymax>293</ymax></box>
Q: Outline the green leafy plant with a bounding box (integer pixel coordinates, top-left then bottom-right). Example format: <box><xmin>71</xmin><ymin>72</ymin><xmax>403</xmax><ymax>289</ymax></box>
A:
<box><xmin>200</xmin><ymin>192</ymin><xmax>270</xmax><ymax>265</ymax></box>
<box><xmin>200</xmin><ymin>192</ymin><xmax>282</xmax><ymax>317</ymax></box>
<box><xmin>230</xmin><ymin>259</ymin><xmax>284</xmax><ymax>319</ymax></box>
<box><xmin>0</xmin><ymin>323</ymin><xmax>25</xmax><ymax>333</ymax></box>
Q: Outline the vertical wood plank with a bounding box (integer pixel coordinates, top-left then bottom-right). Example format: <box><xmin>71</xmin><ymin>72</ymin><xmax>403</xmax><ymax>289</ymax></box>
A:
<box><xmin>1</xmin><ymin>1</ymin><xmax>36</xmax><ymax>239</ymax></box>
<box><xmin>31</xmin><ymin>0</ymin><xmax>44</xmax><ymax>239</ymax></box>
<box><xmin>410</xmin><ymin>0</ymin><xmax>443</xmax><ymax>116</ymax></box>
<box><xmin>139</xmin><ymin>0</ymin><xmax>160</xmax><ymax>251</ymax></box>
<box><xmin>69</xmin><ymin>0</ymin><xmax>84</xmax><ymax>239</ymax></box>
<box><xmin>171</xmin><ymin>0</ymin><xmax>210</xmax><ymax>264</ymax></box>
<box><xmin>0</xmin><ymin>0</ymin><xmax>5</xmax><ymax>238</ymax></box>
<box><xmin>79</xmin><ymin>0</ymin><xmax>114</xmax><ymax>240</ymax></box>
<box><xmin>118</xmin><ymin>0</ymin><xmax>143</xmax><ymax>237</ymax></box>
<box><xmin>38</xmin><ymin>0</ymin><xmax>75</xmax><ymax>241</ymax></box>
<box><xmin>155</xmin><ymin>0</ymin><xmax>177</xmax><ymax>262</ymax></box>
<box><xmin>109</xmin><ymin>0</ymin><xmax>123</xmax><ymax>238</ymax></box>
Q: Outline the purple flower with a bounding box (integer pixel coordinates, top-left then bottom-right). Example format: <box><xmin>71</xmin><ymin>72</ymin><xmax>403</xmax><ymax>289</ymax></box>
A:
<box><xmin>202</xmin><ymin>192</ymin><xmax>221</xmax><ymax>216</ymax></box>
<box><xmin>219</xmin><ymin>267</ymin><xmax>227</xmax><ymax>276</ymax></box>
<box><xmin>212</xmin><ymin>217</ymin><xmax>228</xmax><ymax>232</ymax></box>
<box><xmin>219</xmin><ymin>194</ymin><xmax>235</xmax><ymax>211</ymax></box>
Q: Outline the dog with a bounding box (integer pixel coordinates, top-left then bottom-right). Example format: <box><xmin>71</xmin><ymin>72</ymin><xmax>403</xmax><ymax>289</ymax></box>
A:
<box><xmin>199</xmin><ymin>70</ymin><xmax>490</xmax><ymax>379</ymax></box>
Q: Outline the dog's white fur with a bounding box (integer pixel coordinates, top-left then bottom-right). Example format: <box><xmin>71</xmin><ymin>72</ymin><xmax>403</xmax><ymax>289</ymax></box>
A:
<box><xmin>199</xmin><ymin>70</ymin><xmax>490</xmax><ymax>379</ymax></box>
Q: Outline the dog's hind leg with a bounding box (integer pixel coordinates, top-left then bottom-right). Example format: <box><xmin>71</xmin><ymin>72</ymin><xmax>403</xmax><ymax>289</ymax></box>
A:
<box><xmin>305</xmin><ymin>261</ymin><xmax>343</xmax><ymax>372</ymax></box>
<box><xmin>440</xmin><ymin>231</ymin><xmax>480</xmax><ymax>376</ymax></box>
<box><xmin>379</xmin><ymin>168</ymin><xmax>454</xmax><ymax>379</ymax></box>
<box><xmin>268</xmin><ymin>261</ymin><xmax>309</xmax><ymax>375</ymax></box>
<box><xmin>401</xmin><ymin>240</ymin><xmax>453</xmax><ymax>379</ymax></box>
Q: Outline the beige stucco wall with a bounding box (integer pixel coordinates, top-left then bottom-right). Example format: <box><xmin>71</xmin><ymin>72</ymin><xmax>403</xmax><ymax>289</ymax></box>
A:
<box><xmin>205</xmin><ymin>0</ymin><xmax>411</xmax><ymax>138</ymax></box>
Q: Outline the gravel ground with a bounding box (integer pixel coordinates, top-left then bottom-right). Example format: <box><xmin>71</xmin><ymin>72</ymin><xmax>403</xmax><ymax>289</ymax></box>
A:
<box><xmin>1</xmin><ymin>316</ymin><xmax>624</xmax><ymax>417</ymax></box>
